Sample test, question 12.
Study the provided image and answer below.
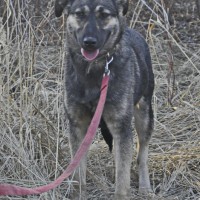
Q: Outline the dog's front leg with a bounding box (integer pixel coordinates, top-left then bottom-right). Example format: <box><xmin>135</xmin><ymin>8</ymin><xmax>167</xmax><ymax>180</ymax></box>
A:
<box><xmin>113</xmin><ymin>129</ymin><xmax>133</xmax><ymax>200</ymax></box>
<box><xmin>104</xmin><ymin>110</ymin><xmax>133</xmax><ymax>200</ymax></box>
<box><xmin>67</xmin><ymin>104</ymin><xmax>92</xmax><ymax>200</ymax></box>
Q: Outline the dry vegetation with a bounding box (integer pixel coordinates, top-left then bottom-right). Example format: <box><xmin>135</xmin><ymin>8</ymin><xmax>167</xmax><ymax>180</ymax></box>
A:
<box><xmin>0</xmin><ymin>0</ymin><xmax>199</xmax><ymax>199</ymax></box>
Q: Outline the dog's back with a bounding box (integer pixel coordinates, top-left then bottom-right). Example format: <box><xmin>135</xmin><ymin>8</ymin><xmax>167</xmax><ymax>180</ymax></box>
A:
<box><xmin>127</xmin><ymin>28</ymin><xmax>154</xmax><ymax>104</ymax></box>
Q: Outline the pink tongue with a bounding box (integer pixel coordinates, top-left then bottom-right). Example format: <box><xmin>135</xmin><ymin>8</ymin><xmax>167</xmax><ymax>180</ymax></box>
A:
<box><xmin>81</xmin><ymin>48</ymin><xmax>99</xmax><ymax>61</ymax></box>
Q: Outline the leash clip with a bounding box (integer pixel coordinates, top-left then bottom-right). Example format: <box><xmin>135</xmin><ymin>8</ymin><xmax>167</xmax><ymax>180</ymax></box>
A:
<box><xmin>104</xmin><ymin>53</ymin><xmax>113</xmax><ymax>76</ymax></box>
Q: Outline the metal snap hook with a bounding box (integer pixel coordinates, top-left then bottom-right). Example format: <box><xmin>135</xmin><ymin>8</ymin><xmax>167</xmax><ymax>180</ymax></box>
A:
<box><xmin>104</xmin><ymin>53</ymin><xmax>113</xmax><ymax>76</ymax></box>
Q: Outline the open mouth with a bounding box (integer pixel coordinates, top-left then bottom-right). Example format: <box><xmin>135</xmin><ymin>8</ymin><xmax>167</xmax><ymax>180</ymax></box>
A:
<box><xmin>81</xmin><ymin>48</ymin><xmax>99</xmax><ymax>61</ymax></box>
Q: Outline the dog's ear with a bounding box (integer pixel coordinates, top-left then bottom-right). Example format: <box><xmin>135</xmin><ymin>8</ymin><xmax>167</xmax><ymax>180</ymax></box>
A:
<box><xmin>55</xmin><ymin>0</ymin><xmax>73</xmax><ymax>17</ymax></box>
<box><xmin>116</xmin><ymin>0</ymin><xmax>129</xmax><ymax>15</ymax></box>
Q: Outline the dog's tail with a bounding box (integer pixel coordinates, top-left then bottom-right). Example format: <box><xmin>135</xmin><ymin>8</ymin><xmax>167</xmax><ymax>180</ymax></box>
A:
<box><xmin>100</xmin><ymin>119</ymin><xmax>113</xmax><ymax>152</ymax></box>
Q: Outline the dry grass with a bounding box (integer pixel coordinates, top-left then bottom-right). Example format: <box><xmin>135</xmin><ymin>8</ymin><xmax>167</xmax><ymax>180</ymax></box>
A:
<box><xmin>0</xmin><ymin>0</ymin><xmax>199</xmax><ymax>199</ymax></box>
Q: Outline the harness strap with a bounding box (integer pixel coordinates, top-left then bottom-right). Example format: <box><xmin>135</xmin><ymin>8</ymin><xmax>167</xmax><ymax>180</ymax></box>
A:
<box><xmin>0</xmin><ymin>74</ymin><xmax>110</xmax><ymax>196</ymax></box>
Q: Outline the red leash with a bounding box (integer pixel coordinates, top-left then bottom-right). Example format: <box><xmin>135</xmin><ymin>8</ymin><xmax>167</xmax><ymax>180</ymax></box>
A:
<box><xmin>0</xmin><ymin>71</ymin><xmax>111</xmax><ymax>196</ymax></box>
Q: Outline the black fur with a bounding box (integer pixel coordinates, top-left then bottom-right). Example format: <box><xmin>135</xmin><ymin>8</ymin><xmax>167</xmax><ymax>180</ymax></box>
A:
<box><xmin>100</xmin><ymin>119</ymin><xmax>113</xmax><ymax>152</ymax></box>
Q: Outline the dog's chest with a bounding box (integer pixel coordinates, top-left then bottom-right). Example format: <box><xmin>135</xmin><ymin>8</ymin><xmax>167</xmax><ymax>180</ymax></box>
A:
<box><xmin>67</xmin><ymin>67</ymin><xmax>102</xmax><ymax>104</ymax></box>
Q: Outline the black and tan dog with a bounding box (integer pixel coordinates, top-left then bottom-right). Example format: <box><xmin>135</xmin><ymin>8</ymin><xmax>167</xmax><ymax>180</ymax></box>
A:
<box><xmin>55</xmin><ymin>0</ymin><xmax>154</xmax><ymax>199</ymax></box>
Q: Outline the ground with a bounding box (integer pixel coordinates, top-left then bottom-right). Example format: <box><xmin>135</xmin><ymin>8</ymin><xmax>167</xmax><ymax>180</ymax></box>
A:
<box><xmin>0</xmin><ymin>0</ymin><xmax>199</xmax><ymax>200</ymax></box>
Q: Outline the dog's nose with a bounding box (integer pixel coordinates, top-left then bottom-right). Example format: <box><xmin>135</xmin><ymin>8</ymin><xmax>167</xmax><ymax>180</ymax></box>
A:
<box><xmin>83</xmin><ymin>37</ymin><xmax>97</xmax><ymax>48</ymax></box>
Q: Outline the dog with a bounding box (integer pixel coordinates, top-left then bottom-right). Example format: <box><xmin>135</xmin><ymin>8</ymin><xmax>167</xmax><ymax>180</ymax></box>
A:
<box><xmin>55</xmin><ymin>0</ymin><xmax>154</xmax><ymax>199</ymax></box>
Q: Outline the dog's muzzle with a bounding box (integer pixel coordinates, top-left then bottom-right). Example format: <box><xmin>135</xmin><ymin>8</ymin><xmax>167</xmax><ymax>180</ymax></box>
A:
<box><xmin>81</xmin><ymin>36</ymin><xmax>100</xmax><ymax>61</ymax></box>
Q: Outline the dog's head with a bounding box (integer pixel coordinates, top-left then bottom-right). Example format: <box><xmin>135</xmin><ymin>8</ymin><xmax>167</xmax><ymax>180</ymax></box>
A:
<box><xmin>55</xmin><ymin>0</ymin><xmax>128</xmax><ymax>61</ymax></box>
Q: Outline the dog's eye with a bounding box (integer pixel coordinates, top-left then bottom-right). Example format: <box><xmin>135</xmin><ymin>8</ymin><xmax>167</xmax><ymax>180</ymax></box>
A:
<box><xmin>75</xmin><ymin>11</ymin><xmax>85</xmax><ymax>18</ymax></box>
<box><xmin>99</xmin><ymin>12</ymin><xmax>110</xmax><ymax>19</ymax></box>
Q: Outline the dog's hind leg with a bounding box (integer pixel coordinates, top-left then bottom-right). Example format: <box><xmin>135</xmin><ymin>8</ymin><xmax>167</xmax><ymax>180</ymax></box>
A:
<box><xmin>134</xmin><ymin>97</ymin><xmax>153</xmax><ymax>194</ymax></box>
